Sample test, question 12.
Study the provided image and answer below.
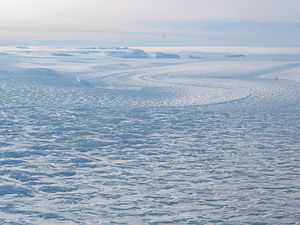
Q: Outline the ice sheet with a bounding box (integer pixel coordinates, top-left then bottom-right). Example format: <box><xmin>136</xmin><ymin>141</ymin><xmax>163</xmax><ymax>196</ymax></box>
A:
<box><xmin>0</xmin><ymin>46</ymin><xmax>299</xmax><ymax>224</ymax></box>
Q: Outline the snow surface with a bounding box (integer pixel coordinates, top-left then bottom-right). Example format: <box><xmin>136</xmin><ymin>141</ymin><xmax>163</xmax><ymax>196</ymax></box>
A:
<box><xmin>0</xmin><ymin>46</ymin><xmax>299</xmax><ymax>224</ymax></box>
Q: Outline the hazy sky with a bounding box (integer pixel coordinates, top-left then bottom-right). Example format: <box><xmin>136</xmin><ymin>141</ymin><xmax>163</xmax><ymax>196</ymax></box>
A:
<box><xmin>1</xmin><ymin>0</ymin><xmax>300</xmax><ymax>46</ymax></box>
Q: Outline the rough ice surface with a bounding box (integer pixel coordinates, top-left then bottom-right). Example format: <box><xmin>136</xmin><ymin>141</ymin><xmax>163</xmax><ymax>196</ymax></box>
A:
<box><xmin>0</xmin><ymin>46</ymin><xmax>299</xmax><ymax>225</ymax></box>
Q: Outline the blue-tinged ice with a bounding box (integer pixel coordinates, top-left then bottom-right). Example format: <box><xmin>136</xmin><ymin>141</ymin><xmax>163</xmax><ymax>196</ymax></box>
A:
<box><xmin>0</xmin><ymin>46</ymin><xmax>299</xmax><ymax>224</ymax></box>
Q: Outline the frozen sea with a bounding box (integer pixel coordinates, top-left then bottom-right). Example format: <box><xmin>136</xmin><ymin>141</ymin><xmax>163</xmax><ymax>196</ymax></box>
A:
<box><xmin>0</xmin><ymin>46</ymin><xmax>299</xmax><ymax>224</ymax></box>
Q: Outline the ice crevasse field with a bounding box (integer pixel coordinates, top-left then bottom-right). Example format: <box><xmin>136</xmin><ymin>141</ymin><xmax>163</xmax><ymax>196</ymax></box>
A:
<box><xmin>0</xmin><ymin>46</ymin><xmax>299</xmax><ymax>224</ymax></box>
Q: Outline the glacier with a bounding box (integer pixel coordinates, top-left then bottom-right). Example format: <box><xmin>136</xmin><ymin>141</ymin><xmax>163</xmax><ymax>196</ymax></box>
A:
<box><xmin>0</xmin><ymin>46</ymin><xmax>299</xmax><ymax>224</ymax></box>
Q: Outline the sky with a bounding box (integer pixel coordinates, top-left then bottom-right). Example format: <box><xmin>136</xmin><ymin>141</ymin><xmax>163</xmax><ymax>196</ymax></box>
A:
<box><xmin>0</xmin><ymin>0</ymin><xmax>300</xmax><ymax>47</ymax></box>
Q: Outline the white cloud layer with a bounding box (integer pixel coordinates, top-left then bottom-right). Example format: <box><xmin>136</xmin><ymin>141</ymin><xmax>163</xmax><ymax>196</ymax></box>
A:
<box><xmin>1</xmin><ymin>0</ymin><xmax>300</xmax><ymax>28</ymax></box>
<box><xmin>0</xmin><ymin>0</ymin><xmax>299</xmax><ymax>45</ymax></box>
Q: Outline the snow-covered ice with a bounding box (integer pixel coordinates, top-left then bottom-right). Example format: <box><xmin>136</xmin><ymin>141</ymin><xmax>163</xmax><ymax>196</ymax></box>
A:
<box><xmin>0</xmin><ymin>46</ymin><xmax>299</xmax><ymax>224</ymax></box>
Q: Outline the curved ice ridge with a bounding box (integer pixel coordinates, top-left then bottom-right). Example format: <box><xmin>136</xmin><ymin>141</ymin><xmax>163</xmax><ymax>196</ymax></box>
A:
<box><xmin>96</xmin><ymin>67</ymin><xmax>252</xmax><ymax>107</ymax></box>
